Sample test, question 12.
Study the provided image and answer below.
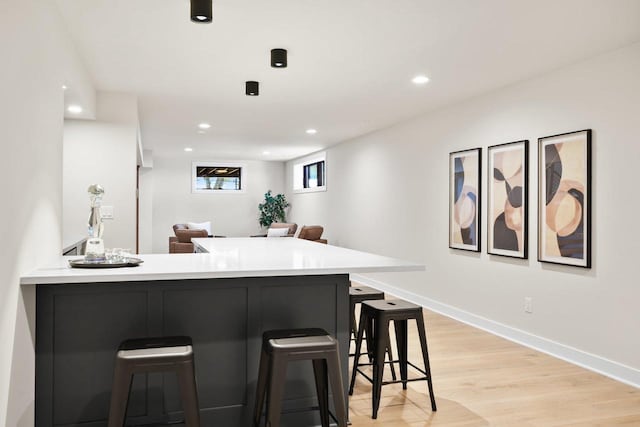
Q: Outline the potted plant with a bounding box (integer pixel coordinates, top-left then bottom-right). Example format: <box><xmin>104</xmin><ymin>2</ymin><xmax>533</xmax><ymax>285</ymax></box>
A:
<box><xmin>258</xmin><ymin>190</ymin><xmax>289</xmax><ymax>228</ymax></box>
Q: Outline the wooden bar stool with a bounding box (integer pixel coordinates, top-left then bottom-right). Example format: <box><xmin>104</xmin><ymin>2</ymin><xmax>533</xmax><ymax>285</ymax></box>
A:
<box><xmin>253</xmin><ymin>328</ymin><xmax>347</xmax><ymax>427</ymax></box>
<box><xmin>349</xmin><ymin>299</ymin><xmax>436</xmax><ymax>419</ymax></box>
<box><xmin>107</xmin><ymin>336</ymin><xmax>201</xmax><ymax>427</ymax></box>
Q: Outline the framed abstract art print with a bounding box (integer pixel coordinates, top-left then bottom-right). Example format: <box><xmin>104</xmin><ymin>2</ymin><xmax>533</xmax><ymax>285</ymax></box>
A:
<box><xmin>487</xmin><ymin>140</ymin><xmax>528</xmax><ymax>258</ymax></box>
<box><xmin>449</xmin><ymin>148</ymin><xmax>481</xmax><ymax>252</ymax></box>
<box><xmin>538</xmin><ymin>129</ymin><xmax>592</xmax><ymax>268</ymax></box>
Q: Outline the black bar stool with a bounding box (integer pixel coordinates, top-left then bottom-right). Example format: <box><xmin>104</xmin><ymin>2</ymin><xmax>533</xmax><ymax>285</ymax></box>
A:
<box><xmin>349</xmin><ymin>299</ymin><xmax>436</xmax><ymax>419</ymax></box>
<box><xmin>253</xmin><ymin>328</ymin><xmax>347</xmax><ymax>427</ymax></box>
<box><xmin>107</xmin><ymin>336</ymin><xmax>201</xmax><ymax>427</ymax></box>
<box><xmin>349</xmin><ymin>286</ymin><xmax>384</xmax><ymax>340</ymax></box>
<box><xmin>349</xmin><ymin>286</ymin><xmax>397</xmax><ymax>380</ymax></box>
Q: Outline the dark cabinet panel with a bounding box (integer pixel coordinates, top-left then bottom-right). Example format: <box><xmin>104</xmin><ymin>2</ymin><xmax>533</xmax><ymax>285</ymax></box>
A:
<box><xmin>162</xmin><ymin>286</ymin><xmax>248</xmax><ymax>414</ymax></box>
<box><xmin>36</xmin><ymin>275</ymin><xmax>349</xmax><ymax>427</ymax></box>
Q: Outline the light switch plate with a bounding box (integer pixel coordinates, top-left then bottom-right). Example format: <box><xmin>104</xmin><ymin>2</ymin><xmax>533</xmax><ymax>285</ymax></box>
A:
<box><xmin>100</xmin><ymin>205</ymin><xmax>114</xmax><ymax>220</ymax></box>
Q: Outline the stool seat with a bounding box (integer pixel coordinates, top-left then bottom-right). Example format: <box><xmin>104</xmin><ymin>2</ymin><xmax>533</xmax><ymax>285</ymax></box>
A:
<box><xmin>118</xmin><ymin>335</ymin><xmax>192</xmax><ymax>350</ymax></box>
<box><xmin>269</xmin><ymin>334</ymin><xmax>336</xmax><ymax>352</ymax></box>
<box><xmin>262</xmin><ymin>328</ymin><xmax>328</xmax><ymax>346</ymax></box>
<box><xmin>362</xmin><ymin>299</ymin><xmax>422</xmax><ymax>316</ymax></box>
<box><xmin>349</xmin><ymin>286</ymin><xmax>385</xmax><ymax>303</ymax></box>
<box><xmin>117</xmin><ymin>345</ymin><xmax>192</xmax><ymax>360</ymax></box>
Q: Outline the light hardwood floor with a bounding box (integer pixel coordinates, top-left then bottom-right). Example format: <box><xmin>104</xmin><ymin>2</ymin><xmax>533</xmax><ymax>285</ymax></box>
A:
<box><xmin>347</xmin><ymin>303</ymin><xmax>640</xmax><ymax>426</ymax></box>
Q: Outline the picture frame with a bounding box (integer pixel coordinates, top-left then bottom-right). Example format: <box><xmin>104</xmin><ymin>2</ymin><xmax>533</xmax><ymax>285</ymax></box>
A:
<box><xmin>449</xmin><ymin>148</ymin><xmax>481</xmax><ymax>252</ymax></box>
<box><xmin>538</xmin><ymin>129</ymin><xmax>592</xmax><ymax>267</ymax></box>
<box><xmin>487</xmin><ymin>140</ymin><xmax>529</xmax><ymax>258</ymax></box>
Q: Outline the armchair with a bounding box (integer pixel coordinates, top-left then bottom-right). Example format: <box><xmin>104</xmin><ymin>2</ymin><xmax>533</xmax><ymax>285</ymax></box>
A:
<box><xmin>169</xmin><ymin>224</ymin><xmax>208</xmax><ymax>253</ymax></box>
<box><xmin>298</xmin><ymin>225</ymin><xmax>327</xmax><ymax>244</ymax></box>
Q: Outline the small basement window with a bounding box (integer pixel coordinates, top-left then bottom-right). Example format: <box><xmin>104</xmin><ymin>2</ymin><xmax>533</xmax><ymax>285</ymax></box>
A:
<box><xmin>293</xmin><ymin>153</ymin><xmax>326</xmax><ymax>193</ymax></box>
<box><xmin>303</xmin><ymin>160</ymin><xmax>325</xmax><ymax>188</ymax></box>
<box><xmin>192</xmin><ymin>162</ymin><xmax>245</xmax><ymax>193</ymax></box>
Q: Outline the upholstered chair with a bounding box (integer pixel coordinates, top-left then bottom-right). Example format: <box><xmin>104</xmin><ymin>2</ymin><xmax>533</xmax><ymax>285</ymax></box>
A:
<box><xmin>169</xmin><ymin>224</ymin><xmax>208</xmax><ymax>253</ymax></box>
<box><xmin>298</xmin><ymin>225</ymin><xmax>327</xmax><ymax>244</ymax></box>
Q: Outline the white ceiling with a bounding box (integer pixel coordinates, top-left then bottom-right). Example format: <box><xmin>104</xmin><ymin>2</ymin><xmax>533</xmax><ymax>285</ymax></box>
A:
<box><xmin>56</xmin><ymin>0</ymin><xmax>640</xmax><ymax>161</ymax></box>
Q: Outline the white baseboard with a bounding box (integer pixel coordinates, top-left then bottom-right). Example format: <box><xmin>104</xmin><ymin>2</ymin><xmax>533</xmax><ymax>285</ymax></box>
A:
<box><xmin>350</xmin><ymin>273</ymin><xmax>640</xmax><ymax>389</ymax></box>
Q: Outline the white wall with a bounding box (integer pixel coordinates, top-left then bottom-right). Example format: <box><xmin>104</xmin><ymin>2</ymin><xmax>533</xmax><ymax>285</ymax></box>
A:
<box><xmin>0</xmin><ymin>0</ymin><xmax>95</xmax><ymax>424</ymax></box>
<box><xmin>150</xmin><ymin>156</ymin><xmax>285</xmax><ymax>253</ymax></box>
<box><xmin>287</xmin><ymin>43</ymin><xmax>640</xmax><ymax>384</ymax></box>
<box><xmin>63</xmin><ymin>92</ymin><xmax>138</xmax><ymax>252</ymax></box>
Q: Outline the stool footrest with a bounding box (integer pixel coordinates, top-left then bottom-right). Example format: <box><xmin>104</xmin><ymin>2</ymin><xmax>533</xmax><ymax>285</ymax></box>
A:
<box><xmin>354</xmin><ymin>360</ymin><xmax>428</xmax><ymax>381</ymax></box>
<box><xmin>382</xmin><ymin>377</ymin><xmax>429</xmax><ymax>386</ymax></box>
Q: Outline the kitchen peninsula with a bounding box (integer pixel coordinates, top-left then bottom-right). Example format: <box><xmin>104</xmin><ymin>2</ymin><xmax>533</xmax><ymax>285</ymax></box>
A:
<box><xmin>22</xmin><ymin>238</ymin><xmax>423</xmax><ymax>426</ymax></box>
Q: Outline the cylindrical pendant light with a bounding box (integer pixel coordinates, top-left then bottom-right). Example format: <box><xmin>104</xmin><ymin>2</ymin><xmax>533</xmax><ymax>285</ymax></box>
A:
<box><xmin>246</xmin><ymin>81</ymin><xmax>259</xmax><ymax>96</ymax></box>
<box><xmin>191</xmin><ymin>0</ymin><xmax>212</xmax><ymax>23</ymax></box>
<box><xmin>271</xmin><ymin>48</ymin><xmax>287</xmax><ymax>68</ymax></box>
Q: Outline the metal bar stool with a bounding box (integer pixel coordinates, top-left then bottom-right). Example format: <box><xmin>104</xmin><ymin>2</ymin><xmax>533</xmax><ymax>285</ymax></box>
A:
<box><xmin>253</xmin><ymin>328</ymin><xmax>348</xmax><ymax>427</ymax></box>
<box><xmin>349</xmin><ymin>286</ymin><xmax>397</xmax><ymax>380</ymax></box>
<box><xmin>107</xmin><ymin>336</ymin><xmax>201</xmax><ymax>427</ymax></box>
<box><xmin>349</xmin><ymin>299</ymin><xmax>436</xmax><ymax>419</ymax></box>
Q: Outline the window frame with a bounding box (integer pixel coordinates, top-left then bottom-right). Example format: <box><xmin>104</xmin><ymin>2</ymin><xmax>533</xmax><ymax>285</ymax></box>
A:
<box><xmin>303</xmin><ymin>160</ymin><xmax>325</xmax><ymax>189</ymax></box>
<box><xmin>293</xmin><ymin>152</ymin><xmax>327</xmax><ymax>194</ymax></box>
<box><xmin>191</xmin><ymin>161</ymin><xmax>246</xmax><ymax>194</ymax></box>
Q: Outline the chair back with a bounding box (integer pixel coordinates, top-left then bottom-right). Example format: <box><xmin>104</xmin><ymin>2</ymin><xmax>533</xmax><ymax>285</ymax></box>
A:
<box><xmin>269</xmin><ymin>222</ymin><xmax>298</xmax><ymax>236</ymax></box>
<box><xmin>298</xmin><ymin>226</ymin><xmax>324</xmax><ymax>242</ymax></box>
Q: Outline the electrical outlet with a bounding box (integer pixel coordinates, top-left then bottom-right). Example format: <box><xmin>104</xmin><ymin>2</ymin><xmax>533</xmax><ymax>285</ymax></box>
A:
<box><xmin>524</xmin><ymin>297</ymin><xmax>533</xmax><ymax>314</ymax></box>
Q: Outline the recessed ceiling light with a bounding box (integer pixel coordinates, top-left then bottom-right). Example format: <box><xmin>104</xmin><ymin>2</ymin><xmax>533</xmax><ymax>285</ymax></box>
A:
<box><xmin>62</xmin><ymin>85</ymin><xmax>68</xmax><ymax>90</ymax></box>
<box><xmin>263</xmin><ymin>151</ymin><xmax>270</xmax><ymax>155</ymax></box>
<box><xmin>67</xmin><ymin>105</ymin><xmax>83</xmax><ymax>114</ymax></box>
<box><xmin>184</xmin><ymin>147</ymin><xmax>193</xmax><ymax>152</ymax></box>
<box><xmin>246</xmin><ymin>81</ymin><xmax>259</xmax><ymax>96</ymax></box>
<box><xmin>306</xmin><ymin>129</ymin><xmax>317</xmax><ymax>135</ymax></box>
<box><xmin>271</xmin><ymin>49</ymin><xmax>288</xmax><ymax>68</ymax></box>
<box><xmin>412</xmin><ymin>75</ymin><xmax>430</xmax><ymax>85</ymax></box>
<box><xmin>198</xmin><ymin>123</ymin><xmax>211</xmax><ymax>130</ymax></box>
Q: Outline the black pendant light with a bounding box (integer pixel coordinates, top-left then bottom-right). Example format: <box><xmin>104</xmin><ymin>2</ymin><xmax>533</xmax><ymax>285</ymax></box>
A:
<box><xmin>271</xmin><ymin>48</ymin><xmax>288</xmax><ymax>68</ymax></box>
<box><xmin>246</xmin><ymin>81</ymin><xmax>259</xmax><ymax>96</ymax></box>
<box><xmin>190</xmin><ymin>0</ymin><xmax>212</xmax><ymax>23</ymax></box>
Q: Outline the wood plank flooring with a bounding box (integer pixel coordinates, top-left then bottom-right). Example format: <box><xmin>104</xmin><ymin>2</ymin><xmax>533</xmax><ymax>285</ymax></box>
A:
<box><xmin>347</xmin><ymin>301</ymin><xmax>640</xmax><ymax>426</ymax></box>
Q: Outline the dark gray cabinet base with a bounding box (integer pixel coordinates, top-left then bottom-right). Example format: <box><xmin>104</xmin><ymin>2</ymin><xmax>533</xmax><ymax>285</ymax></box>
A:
<box><xmin>35</xmin><ymin>274</ymin><xmax>349</xmax><ymax>426</ymax></box>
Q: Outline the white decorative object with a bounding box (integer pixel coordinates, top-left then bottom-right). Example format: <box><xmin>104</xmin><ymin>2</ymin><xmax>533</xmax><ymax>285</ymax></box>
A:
<box><xmin>267</xmin><ymin>227</ymin><xmax>289</xmax><ymax>237</ymax></box>
<box><xmin>85</xmin><ymin>184</ymin><xmax>106</xmax><ymax>263</ymax></box>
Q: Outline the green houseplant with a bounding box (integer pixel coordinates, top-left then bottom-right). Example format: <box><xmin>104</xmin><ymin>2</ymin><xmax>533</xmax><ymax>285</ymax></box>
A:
<box><xmin>258</xmin><ymin>190</ymin><xmax>289</xmax><ymax>228</ymax></box>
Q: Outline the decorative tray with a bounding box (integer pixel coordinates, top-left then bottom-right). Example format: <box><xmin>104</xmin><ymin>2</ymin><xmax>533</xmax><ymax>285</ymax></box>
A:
<box><xmin>68</xmin><ymin>258</ymin><xmax>144</xmax><ymax>269</ymax></box>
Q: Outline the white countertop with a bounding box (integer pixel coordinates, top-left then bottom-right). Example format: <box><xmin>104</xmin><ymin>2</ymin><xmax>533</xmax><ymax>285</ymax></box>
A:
<box><xmin>20</xmin><ymin>238</ymin><xmax>424</xmax><ymax>285</ymax></box>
